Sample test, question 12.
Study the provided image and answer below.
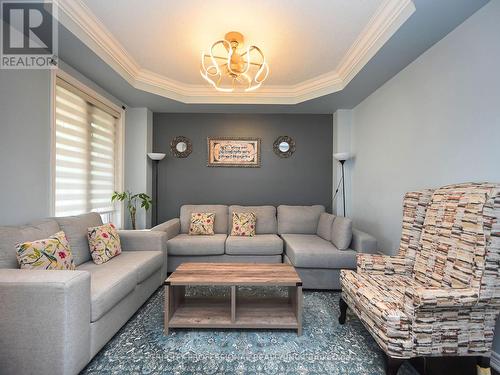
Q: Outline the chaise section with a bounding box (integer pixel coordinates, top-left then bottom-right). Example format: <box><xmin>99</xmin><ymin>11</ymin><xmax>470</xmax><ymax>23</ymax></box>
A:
<box><xmin>167</xmin><ymin>233</ymin><xmax>226</xmax><ymax>255</ymax></box>
<box><xmin>282</xmin><ymin>234</ymin><xmax>356</xmax><ymax>269</ymax></box>
<box><xmin>225</xmin><ymin>234</ymin><xmax>283</xmax><ymax>255</ymax></box>
<box><xmin>0</xmin><ymin>269</ymin><xmax>91</xmax><ymax>375</ymax></box>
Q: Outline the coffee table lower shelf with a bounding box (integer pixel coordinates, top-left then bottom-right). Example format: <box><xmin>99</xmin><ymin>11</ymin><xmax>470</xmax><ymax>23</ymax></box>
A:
<box><xmin>164</xmin><ymin>286</ymin><xmax>303</xmax><ymax>335</ymax></box>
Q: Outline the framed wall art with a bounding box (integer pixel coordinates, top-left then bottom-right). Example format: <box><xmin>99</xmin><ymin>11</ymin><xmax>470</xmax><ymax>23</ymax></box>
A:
<box><xmin>207</xmin><ymin>137</ymin><xmax>261</xmax><ymax>167</ymax></box>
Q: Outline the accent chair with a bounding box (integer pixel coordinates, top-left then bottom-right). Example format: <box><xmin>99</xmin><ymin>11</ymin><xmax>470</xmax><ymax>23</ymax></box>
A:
<box><xmin>339</xmin><ymin>183</ymin><xmax>500</xmax><ymax>375</ymax></box>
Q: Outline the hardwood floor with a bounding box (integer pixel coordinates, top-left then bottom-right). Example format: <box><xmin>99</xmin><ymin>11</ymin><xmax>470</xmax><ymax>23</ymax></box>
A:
<box><xmin>409</xmin><ymin>357</ymin><xmax>499</xmax><ymax>375</ymax></box>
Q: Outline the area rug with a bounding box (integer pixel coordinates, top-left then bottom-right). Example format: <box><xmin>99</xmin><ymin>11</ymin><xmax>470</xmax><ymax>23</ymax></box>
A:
<box><xmin>81</xmin><ymin>287</ymin><xmax>418</xmax><ymax>375</ymax></box>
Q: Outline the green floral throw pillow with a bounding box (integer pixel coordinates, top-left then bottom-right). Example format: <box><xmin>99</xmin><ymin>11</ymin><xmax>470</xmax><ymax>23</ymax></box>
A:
<box><xmin>88</xmin><ymin>223</ymin><xmax>122</xmax><ymax>264</ymax></box>
<box><xmin>16</xmin><ymin>231</ymin><xmax>76</xmax><ymax>270</ymax></box>
<box><xmin>189</xmin><ymin>213</ymin><xmax>215</xmax><ymax>235</ymax></box>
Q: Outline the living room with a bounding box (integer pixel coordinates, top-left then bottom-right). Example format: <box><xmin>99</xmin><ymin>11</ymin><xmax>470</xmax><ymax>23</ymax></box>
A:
<box><xmin>1</xmin><ymin>1</ymin><xmax>499</xmax><ymax>374</ymax></box>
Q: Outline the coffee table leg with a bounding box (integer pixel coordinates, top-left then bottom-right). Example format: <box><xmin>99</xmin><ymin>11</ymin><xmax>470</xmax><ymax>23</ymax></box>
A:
<box><xmin>296</xmin><ymin>286</ymin><xmax>303</xmax><ymax>336</ymax></box>
<box><xmin>288</xmin><ymin>286</ymin><xmax>303</xmax><ymax>336</ymax></box>
<box><xmin>164</xmin><ymin>285</ymin><xmax>171</xmax><ymax>335</ymax></box>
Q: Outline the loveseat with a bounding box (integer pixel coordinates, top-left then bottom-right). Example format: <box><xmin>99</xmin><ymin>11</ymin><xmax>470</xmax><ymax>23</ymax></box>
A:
<box><xmin>153</xmin><ymin>204</ymin><xmax>377</xmax><ymax>289</ymax></box>
<box><xmin>0</xmin><ymin>212</ymin><xmax>167</xmax><ymax>375</ymax></box>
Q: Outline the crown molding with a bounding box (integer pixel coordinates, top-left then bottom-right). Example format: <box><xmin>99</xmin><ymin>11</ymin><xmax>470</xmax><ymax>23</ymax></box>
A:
<box><xmin>55</xmin><ymin>0</ymin><xmax>415</xmax><ymax>105</ymax></box>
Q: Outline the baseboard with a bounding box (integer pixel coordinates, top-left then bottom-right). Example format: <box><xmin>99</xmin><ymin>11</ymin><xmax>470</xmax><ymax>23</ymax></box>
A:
<box><xmin>491</xmin><ymin>350</ymin><xmax>500</xmax><ymax>371</ymax></box>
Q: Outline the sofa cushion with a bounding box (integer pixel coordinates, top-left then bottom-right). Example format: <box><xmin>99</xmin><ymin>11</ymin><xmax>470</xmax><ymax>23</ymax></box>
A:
<box><xmin>180</xmin><ymin>205</ymin><xmax>228</xmax><ymax>234</ymax></box>
<box><xmin>77</xmin><ymin>251</ymin><xmax>162</xmax><ymax>321</ymax></box>
<box><xmin>0</xmin><ymin>218</ymin><xmax>60</xmax><ymax>269</ymax></box>
<box><xmin>56</xmin><ymin>213</ymin><xmax>103</xmax><ymax>266</ymax></box>
<box><xmin>278</xmin><ymin>205</ymin><xmax>325</xmax><ymax>234</ymax></box>
<box><xmin>78</xmin><ymin>258</ymin><xmax>136</xmax><ymax>322</ymax></box>
<box><xmin>225</xmin><ymin>234</ymin><xmax>283</xmax><ymax>255</ymax></box>
<box><xmin>228</xmin><ymin>205</ymin><xmax>277</xmax><ymax>234</ymax></box>
<box><xmin>331</xmin><ymin>216</ymin><xmax>353</xmax><ymax>250</ymax></box>
<box><xmin>282</xmin><ymin>234</ymin><xmax>356</xmax><ymax>269</ymax></box>
<box><xmin>317</xmin><ymin>213</ymin><xmax>335</xmax><ymax>241</ymax></box>
<box><xmin>167</xmin><ymin>234</ymin><xmax>226</xmax><ymax>256</ymax></box>
<box><xmin>16</xmin><ymin>231</ymin><xmax>76</xmax><ymax>270</ymax></box>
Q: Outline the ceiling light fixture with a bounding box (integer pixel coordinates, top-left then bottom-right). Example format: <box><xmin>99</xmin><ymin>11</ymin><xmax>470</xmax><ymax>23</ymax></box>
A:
<box><xmin>200</xmin><ymin>31</ymin><xmax>269</xmax><ymax>93</ymax></box>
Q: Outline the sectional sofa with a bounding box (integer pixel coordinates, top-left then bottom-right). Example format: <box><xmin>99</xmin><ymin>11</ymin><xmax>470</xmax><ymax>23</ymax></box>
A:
<box><xmin>153</xmin><ymin>204</ymin><xmax>377</xmax><ymax>289</ymax></box>
<box><xmin>0</xmin><ymin>213</ymin><xmax>167</xmax><ymax>375</ymax></box>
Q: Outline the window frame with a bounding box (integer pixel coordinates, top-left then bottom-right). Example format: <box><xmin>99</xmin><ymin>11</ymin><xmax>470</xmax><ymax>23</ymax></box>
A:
<box><xmin>50</xmin><ymin>69</ymin><xmax>125</xmax><ymax>227</ymax></box>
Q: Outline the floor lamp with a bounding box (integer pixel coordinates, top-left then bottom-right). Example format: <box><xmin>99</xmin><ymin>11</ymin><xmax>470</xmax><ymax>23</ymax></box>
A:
<box><xmin>148</xmin><ymin>153</ymin><xmax>166</xmax><ymax>227</ymax></box>
<box><xmin>333</xmin><ymin>152</ymin><xmax>353</xmax><ymax>217</ymax></box>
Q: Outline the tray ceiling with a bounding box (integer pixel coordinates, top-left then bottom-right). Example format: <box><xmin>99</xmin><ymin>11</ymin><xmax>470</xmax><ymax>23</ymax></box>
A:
<box><xmin>56</xmin><ymin>0</ymin><xmax>416</xmax><ymax>104</ymax></box>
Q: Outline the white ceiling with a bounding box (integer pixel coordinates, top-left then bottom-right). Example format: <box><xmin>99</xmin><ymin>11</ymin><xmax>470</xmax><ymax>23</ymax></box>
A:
<box><xmin>57</xmin><ymin>0</ymin><xmax>416</xmax><ymax>104</ymax></box>
<box><xmin>82</xmin><ymin>0</ymin><xmax>382</xmax><ymax>85</ymax></box>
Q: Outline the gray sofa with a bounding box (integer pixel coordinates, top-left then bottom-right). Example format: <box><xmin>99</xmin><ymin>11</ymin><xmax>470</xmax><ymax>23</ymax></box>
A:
<box><xmin>153</xmin><ymin>205</ymin><xmax>283</xmax><ymax>272</ymax></box>
<box><xmin>0</xmin><ymin>212</ymin><xmax>167</xmax><ymax>375</ymax></box>
<box><xmin>153</xmin><ymin>204</ymin><xmax>377</xmax><ymax>289</ymax></box>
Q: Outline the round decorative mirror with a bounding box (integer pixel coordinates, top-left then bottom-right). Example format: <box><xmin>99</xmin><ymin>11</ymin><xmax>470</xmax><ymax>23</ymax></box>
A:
<box><xmin>273</xmin><ymin>136</ymin><xmax>295</xmax><ymax>158</ymax></box>
<box><xmin>176</xmin><ymin>142</ymin><xmax>187</xmax><ymax>153</ymax></box>
<box><xmin>170</xmin><ymin>136</ymin><xmax>192</xmax><ymax>158</ymax></box>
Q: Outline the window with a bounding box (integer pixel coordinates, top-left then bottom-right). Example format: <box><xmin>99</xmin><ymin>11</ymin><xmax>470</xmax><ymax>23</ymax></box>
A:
<box><xmin>54</xmin><ymin>75</ymin><xmax>122</xmax><ymax>224</ymax></box>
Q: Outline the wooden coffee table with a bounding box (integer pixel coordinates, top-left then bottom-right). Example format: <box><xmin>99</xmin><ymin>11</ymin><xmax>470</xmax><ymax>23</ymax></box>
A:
<box><xmin>164</xmin><ymin>263</ymin><xmax>303</xmax><ymax>335</ymax></box>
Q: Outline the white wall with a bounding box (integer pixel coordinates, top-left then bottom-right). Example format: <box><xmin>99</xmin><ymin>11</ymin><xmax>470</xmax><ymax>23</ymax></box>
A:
<box><xmin>124</xmin><ymin>108</ymin><xmax>153</xmax><ymax>229</ymax></box>
<box><xmin>0</xmin><ymin>69</ymin><xmax>52</xmax><ymax>225</ymax></box>
<box><xmin>350</xmin><ymin>0</ymin><xmax>500</xmax><ymax>253</ymax></box>
<box><xmin>347</xmin><ymin>1</ymin><xmax>500</xmax><ymax>363</ymax></box>
<box><xmin>0</xmin><ymin>62</ymin><xmax>125</xmax><ymax>226</ymax></box>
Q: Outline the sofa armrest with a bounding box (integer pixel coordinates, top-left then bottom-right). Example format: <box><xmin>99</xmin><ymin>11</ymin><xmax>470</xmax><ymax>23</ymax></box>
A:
<box><xmin>404</xmin><ymin>286</ymin><xmax>478</xmax><ymax>313</ymax></box>
<box><xmin>0</xmin><ymin>269</ymin><xmax>91</xmax><ymax>375</ymax></box>
<box><xmin>118</xmin><ymin>230</ymin><xmax>166</xmax><ymax>252</ymax></box>
<box><xmin>357</xmin><ymin>254</ymin><xmax>411</xmax><ymax>275</ymax></box>
<box><xmin>350</xmin><ymin>228</ymin><xmax>377</xmax><ymax>253</ymax></box>
<box><xmin>151</xmin><ymin>218</ymin><xmax>180</xmax><ymax>240</ymax></box>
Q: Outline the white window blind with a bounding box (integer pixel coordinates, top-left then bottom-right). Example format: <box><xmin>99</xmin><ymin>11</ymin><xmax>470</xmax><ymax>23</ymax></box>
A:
<box><xmin>54</xmin><ymin>77</ymin><xmax>121</xmax><ymax>220</ymax></box>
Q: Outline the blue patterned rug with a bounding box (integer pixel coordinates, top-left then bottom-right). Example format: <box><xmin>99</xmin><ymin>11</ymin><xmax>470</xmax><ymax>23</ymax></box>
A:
<box><xmin>81</xmin><ymin>287</ymin><xmax>418</xmax><ymax>375</ymax></box>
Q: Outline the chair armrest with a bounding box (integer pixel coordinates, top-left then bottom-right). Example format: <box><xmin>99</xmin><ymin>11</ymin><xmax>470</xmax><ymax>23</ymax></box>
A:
<box><xmin>151</xmin><ymin>218</ymin><xmax>180</xmax><ymax>240</ymax></box>
<box><xmin>118</xmin><ymin>230</ymin><xmax>166</xmax><ymax>252</ymax></box>
<box><xmin>404</xmin><ymin>286</ymin><xmax>478</xmax><ymax>313</ymax></box>
<box><xmin>357</xmin><ymin>254</ymin><xmax>411</xmax><ymax>275</ymax></box>
<box><xmin>350</xmin><ymin>228</ymin><xmax>377</xmax><ymax>253</ymax></box>
<box><xmin>0</xmin><ymin>269</ymin><xmax>91</xmax><ymax>375</ymax></box>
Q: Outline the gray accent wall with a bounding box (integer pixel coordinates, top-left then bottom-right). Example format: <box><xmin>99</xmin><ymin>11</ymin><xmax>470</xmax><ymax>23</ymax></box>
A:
<box><xmin>346</xmin><ymin>1</ymin><xmax>500</xmax><ymax>361</ymax></box>
<box><xmin>153</xmin><ymin>114</ymin><xmax>333</xmax><ymax>221</ymax></box>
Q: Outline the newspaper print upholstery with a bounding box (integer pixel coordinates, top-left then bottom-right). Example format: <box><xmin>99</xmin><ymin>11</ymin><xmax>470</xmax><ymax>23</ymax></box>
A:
<box><xmin>341</xmin><ymin>183</ymin><xmax>500</xmax><ymax>359</ymax></box>
<box><xmin>356</xmin><ymin>190</ymin><xmax>434</xmax><ymax>275</ymax></box>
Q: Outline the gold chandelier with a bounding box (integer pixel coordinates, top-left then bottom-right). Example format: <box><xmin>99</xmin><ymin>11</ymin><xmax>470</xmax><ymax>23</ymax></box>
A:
<box><xmin>200</xmin><ymin>31</ymin><xmax>269</xmax><ymax>92</ymax></box>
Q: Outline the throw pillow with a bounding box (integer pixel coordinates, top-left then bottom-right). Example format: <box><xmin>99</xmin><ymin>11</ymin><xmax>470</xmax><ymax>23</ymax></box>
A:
<box><xmin>189</xmin><ymin>213</ymin><xmax>215</xmax><ymax>235</ymax></box>
<box><xmin>331</xmin><ymin>216</ymin><xmax>353</xmax><ymax>250</ymax></box>
<box><xmin>231</xmin><ymin>212</ymin><xmax>257</xmax><ymax>236</ymax></box>
<box><xmin>16</xmin><ymin>231</ymin><xmax>76</xmax><ymax>270</ymax></box>
<box><xmin>88</xmin><ymin>223</ymin><xmax>122</xmax><ymax>264</ymax></box>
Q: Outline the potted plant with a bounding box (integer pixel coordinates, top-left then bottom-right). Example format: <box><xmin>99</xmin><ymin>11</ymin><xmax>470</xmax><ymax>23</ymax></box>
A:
<box><xmin>111</xmin><ymin>191</ymin><xmax>152</xmax><ymax>230</ymax></box>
